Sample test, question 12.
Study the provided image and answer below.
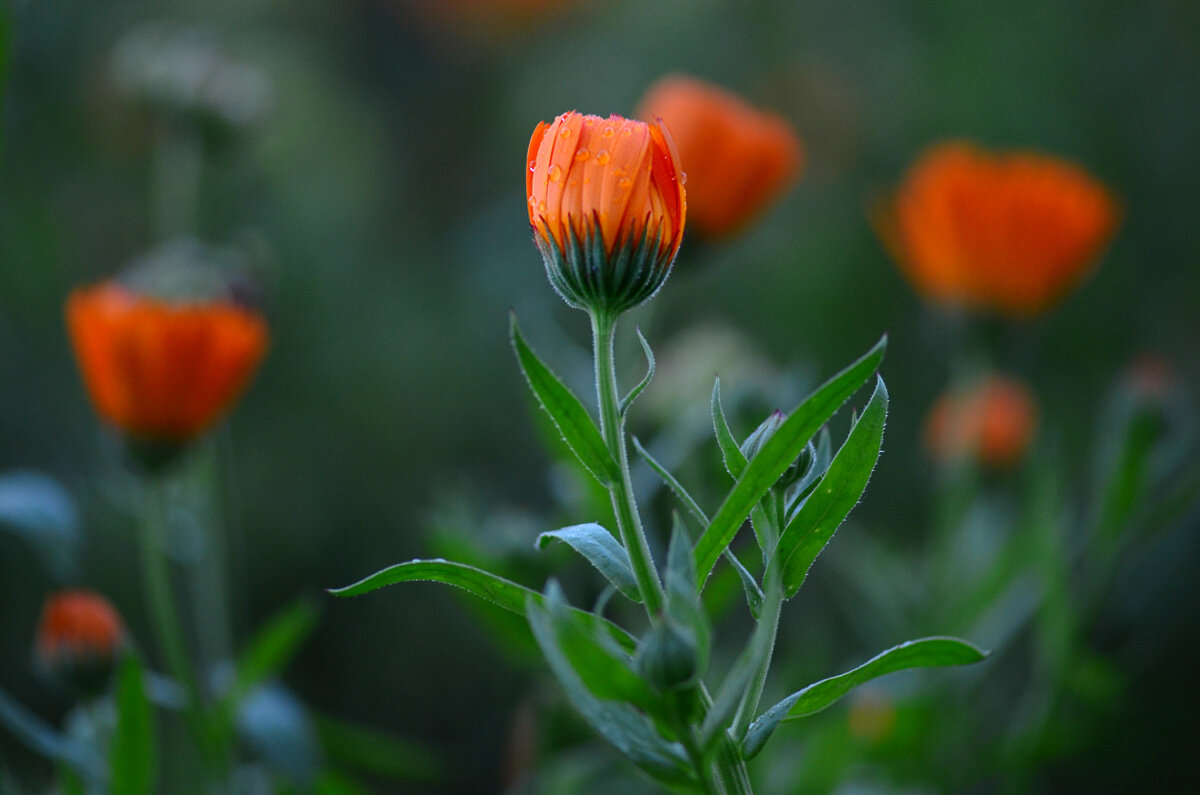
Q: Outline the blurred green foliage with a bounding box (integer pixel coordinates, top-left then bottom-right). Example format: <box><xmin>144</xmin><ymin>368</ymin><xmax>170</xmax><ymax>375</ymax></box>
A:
<box><xmin>2</xmin><ymin>0</ymin><xmax>1199</xmax><ymax>791</ymax></box>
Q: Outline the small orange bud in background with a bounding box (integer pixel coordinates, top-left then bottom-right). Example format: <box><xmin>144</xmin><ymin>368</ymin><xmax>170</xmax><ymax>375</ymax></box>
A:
<box><xmin>637</xmin><ymin>75</ymin><xmax>803</xmax><ymax>238</ymax></box>
<box><xmin>877</xmin><ymin>142</ymin><xmax>1119</xmax><ymax>316</ymax></box>
<box><xmin>527</xmin><ymin>111</ymin><xmax>686</xmax><ymax>314</ymax></box>
<box><xmin>67</xmin><ymin>282</ymin><xmax>268</xmax><ymax>446</ymax></box>
<box><xmin>925</xmin><ymin>375</ymin><xmax>1039</xmax><ymax>469</ymax></box>
<box><xmin>35</xmin><ymin>590</ymin><xmax>126</xmax><ymax>696</ymax></box>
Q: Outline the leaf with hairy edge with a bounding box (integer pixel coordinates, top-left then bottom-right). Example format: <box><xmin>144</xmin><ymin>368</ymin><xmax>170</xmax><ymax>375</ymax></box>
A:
<box><xmin>694</xmin><ymin>337</ymin><xmax>887</xmax><ymax>585</ymax></box>
<box><xmin>536</xmin><ymin>523</ymin><xmax>640</xmax><ymax>603</ymax></box>
<box><xmin>510</xmin><ymin>315</ymin><xmax>619</xmax><ymax>485</ymax></box>
<box><xmin>632</xmin><ymin>438</ymin><xmax>764</xmax><ymax>616</ymax></box>
<box><xmin>619</xmin><ymin>328</ymin><xmax>655</xmax><ymax>416</ymax></box>
<box><xmin>742</xmin><ymin>637</ymin><xmax>986</xmax><ymax>759</ymax></box>
<box><xmin>778</xmin><ymin>378</ymin><xmax>888</xmax><ymax>598</ymax></box>
<box><xmin>110</xmin><ymin>654</ymin><xmax>156</xmax><ymax>795</ymax></box>
<box><xmin>526</xmin><ymin>594</ymin><xmax>693</xmax><ymax>786</ymax></box>
<box><xmin>329</xmin><ymin>559</ymin><xmax>635</xmax><ymax>653</ymax></box>
<box><xmin>711</xmin><ymin>378</ymin><xmax>748</xmax><ymax>479</ymax></box>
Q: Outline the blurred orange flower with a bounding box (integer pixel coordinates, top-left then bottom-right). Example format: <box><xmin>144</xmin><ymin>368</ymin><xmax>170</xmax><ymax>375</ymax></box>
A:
<box><xmin>36</xmin><ymin>589</ymin><xmax>126</xmax><ymax>694</ymax></box>
<box><xmin>877</xmin><ymin>142</ymin><xmax>1118</xmax><ymax>316</ymax></box>
<box><xmin>67</xmin><ymin>282</ymin><xmax>268</xmax><ymax>444</ymax></box>
<box><xmin>925</xmin><ymin>374</ymin><xmax>1039</xmax><ymax>469</ymax></box>
<box><xmin>527</xmin><ymin>111</ymin><xmax>686</xmax><ymax>312</ymax></box>
<box><xmin>637</xmin><ymin>75</ymin><xmax>803</xmax><ymax>238</ymax></box>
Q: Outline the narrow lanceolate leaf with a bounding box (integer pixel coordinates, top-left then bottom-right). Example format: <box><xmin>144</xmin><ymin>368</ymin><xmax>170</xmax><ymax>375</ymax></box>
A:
<box><xmin>526</xmin><ymin>595</ymin><xmax>693</xmax><ymax>786</ymax></box>
<box><xmin>712</xmin><ymin>378</ymin><xmax>748</xmax><ymax>479</ymax></box>
<box><xmin>536</xmin><ymin>523</ymin><xmax>640</xmax><ymax>602</ymax></box>
<box><xmin>510</xmin><ymin>315</ymin><xmax>619</xmax><ymax>485</ymax></box>
<box><xmin>695</xmin><ymin>336</ymin><xmax>887</xmax><ymax>585</ymax></box>
<box><xmin>633</xmin><ymin>438</ymin><xmax>764</xmax><ymax>616</ymax></box>
<box><xmin>742</xmin><ymin>637</ymin><xmax>986</xmax><ymax>759</ymax></box>
<box><xmin>619</xmin><ymin>328</ymin><xmax>655</xmax><ymax>416</ymax></box>
<box><xmin>110</xmin><ymin>654</ymin><xmax>156</xmax><ymax>795</ymax></box>
<box><xmin>224</xmin><ymin>597</ymin><xmax>320</xmax><ymax>714</ymax></box>
<box><xmin>778</xmin><ymin>378</ymin><xmax>889</xmax><ymax>598</ymax></box>
<box><xmin>330</xmin><ymin>559</ymin><xmax>635</xmax><ymax>652</ymax></box>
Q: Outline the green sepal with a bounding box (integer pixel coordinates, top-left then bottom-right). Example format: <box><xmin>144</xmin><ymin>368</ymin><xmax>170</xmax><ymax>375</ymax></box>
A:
<box><xmin>536</xmin><ymin>523</ymin><xmax>641</xmax><ymax>603</ymax></box>
<box><xmin>777</xmin><ymin>378</ymin><xmax>889</xmax><ymax>598</ymax></box>
<box><xmin>619</xmin><ymin>328</ymin><xmax>655</xmax><ymax>417</ymax></box>
<box><xmin>525</xmin><ymin>588</ymin><xmax>693</xmax><ymax>785</ymax></box>
<box><xmin>694</xmin><ymin>336</ymin><xmax>887</xmax><ymax>585</ymax></box>
<box><xmin>110</xmin><ymin>653</ymin><xmax>157</xmax><ymax>795</ymax></box>
<box><xmin>510</xmin><ymin>315</ymin><xmax>620</xmax><ymax>486</ymax></box>
<box><xmin>741</xmin><ymin>636</ymin><xmax>986</xmax><ymax>760</ymax></box>
<box><xmin>329</xmin><ymin>559</ymin><xmax>636</xmax><ymax>653</ymax></box>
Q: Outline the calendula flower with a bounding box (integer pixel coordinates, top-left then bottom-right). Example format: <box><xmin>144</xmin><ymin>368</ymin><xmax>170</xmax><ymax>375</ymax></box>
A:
<box><xmin>67</xmin><ymin>281</ymin><xmax>268</xmax><ymax>447</ymax></box>
<box><xmin>637</xmin><ymin>75</ymin><xmax>803</xmax><ymax>238</ymax></box>
<box><xmin>35</xmin><ymin>590</ymin><xmax>126</xmax><ymax>696</ymax></box>
<box><xmin>924</xmin><ymin>375</ymin><xmax>1039</xmax><ymax>469</ymax></box>
<box><xmin>877</xmin><ymin>142</ymin><xmax>1119</xmax><ymax>316</ymax></box>
<box><xmin>527</xmin><ymin>111</ymin><xmax>686</xmax><ymax>314</ymax></box>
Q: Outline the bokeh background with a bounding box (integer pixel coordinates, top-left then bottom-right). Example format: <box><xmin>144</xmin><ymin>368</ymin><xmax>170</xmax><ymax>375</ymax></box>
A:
<box><xmin>2</xmin><ymin>0</ymin><xmax>1199</xmax><ymax>792</ymax></box>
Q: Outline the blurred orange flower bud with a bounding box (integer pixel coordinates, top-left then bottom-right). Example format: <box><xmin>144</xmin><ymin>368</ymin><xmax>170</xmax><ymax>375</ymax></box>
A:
<box><xmin>877</xmin><ymin>142</ymin><xmax>1119</xmax><ymax>316</ymax></box>
<box><xmin>36</xmin><ymin>589</ymin><xmax>126</xmax><ymax>696</ymax></box>
<box><xmin>637</xmin><ymin>75</ymin><xmax>803</xmax><ymax>238</ymax></box>
<box><xmin>925</xmin><ymin>375</ymin><xmax>1039</xmax><ymax>469</ymax></box>
<box><xmin>527</xmin><ymin>111</ymin><xmax>686</xmax><ymax>314</ymax></box>
<box><xmin>67</xmin><ymin>282</ymin><xmax>268</xmax><ymax>447</ymax></box>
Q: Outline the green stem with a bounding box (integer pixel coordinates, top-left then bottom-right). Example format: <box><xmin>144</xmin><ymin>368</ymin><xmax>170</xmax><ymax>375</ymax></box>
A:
<box><xmin>696</xmin><ymin>685</ymin><xmax>754</xmax><ymax>794</ymax></box>
<box><xmin>732</xmin><ymin>502</ymin><xmax>784</xmax><ymax>742</ymax></box>
<box><xmin>590</xmin><ymin>309</ymin><xmax>664</xmax><ymax>615</ymax></box>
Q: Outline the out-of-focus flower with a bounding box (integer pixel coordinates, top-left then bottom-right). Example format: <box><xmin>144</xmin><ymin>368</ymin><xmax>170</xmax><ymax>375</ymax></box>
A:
<box><xmin>925</xmin><ymin>375</ymin><xmax>1039</xmax><ymax>469</ymax></box>
<box><xmin>67</xmin><ymin>277</ymin><xmax>268</xmax><ymax>448</ymax></box>
<box><xmin>876</xmin><ymin>142</ymin><xmax>1119</xmax><ymax>316</ymax></box>
<box><xmin>637</xmin><ymin>75</ymin><xmax>803</xmax><ymax>238</ymax></box>
<box><xmin>110</xmin><ymin>24</ymin><xmax>274</xmax><ymax>137</ymax></box>
<box><xmin>35</xmin><ymin>590</ymin><xmax>126</xmax><ymax>696</ymax></box>
<box><xmin>527</xmin><ymin>111</ymin><xmax>686</xmax><ymax>314</ymax></box>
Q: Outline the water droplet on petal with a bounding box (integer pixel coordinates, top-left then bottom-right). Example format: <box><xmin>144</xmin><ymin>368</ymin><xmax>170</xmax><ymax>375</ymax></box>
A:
<box><xmin>602</xmin><ymin>127</ymin><xmax>615</xmax><ymax>138</ymax></box>
<box><xmin>537</xmin><ymin>201</ymin><xmax>547</xmax><ymax>213</ymax></box>
<box><xmin>548</xmin><ymin>164</ymin><xmax>564</xmax><ymax>183</ymax></box>
<box><xmin>575</xmin><ymin>147</ymin><xmax>590</xmax><ymax>161</ymax></box>
<box><xmin>681</xmin><ymin>171</ymin><xmax>687</xmax><ymax>184</ymax></box>
<box><xmin>528</xmin><ymin>159</ymin><xmax>537</xmax><ymax>172</ymax></box>
<box><xmin>559</xmin><ymin>126</ymin><xmax>572</xmax><ymax>138</ymax></box>
<box><xmin>596</xmin><ymin>150</ymin><xmax>611</xmax><ymax>165</ymax></box>
<box><xmin>618</xmin><ymin>178</ymin><xmax>632</xmax><ymax>189</ymax></box>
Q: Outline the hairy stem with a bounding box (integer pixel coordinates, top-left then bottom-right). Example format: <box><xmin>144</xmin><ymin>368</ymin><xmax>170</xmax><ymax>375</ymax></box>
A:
<box><xmin>591</xmin><ymin>309</ymin><xmax>664</xmax><ymax>615</ymax></box>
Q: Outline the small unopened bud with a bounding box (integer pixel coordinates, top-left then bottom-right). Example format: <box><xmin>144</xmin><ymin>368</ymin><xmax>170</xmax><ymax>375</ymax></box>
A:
<box><xmin>35</xmin><ymin>590</ymin><xmax>126</xmax><ymax>697</ymax></box>
<box><xmin>740</xmin><ymin>410</ymin><xmax>786</xmax><ymax>461</ymax></box>
<box><xmin>637</xmin><ymin>619</ymin><xmax>699</xmax><ymax>691</ymax></box>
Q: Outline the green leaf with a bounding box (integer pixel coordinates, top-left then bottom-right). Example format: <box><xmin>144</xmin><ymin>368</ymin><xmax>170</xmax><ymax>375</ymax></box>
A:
<box><xmin>632</xmin><ymin>438</ymin><xmax>763</xmax><ymax>616</ymax></box>
<box><xmin>778</xmin><ymin>378</ymin><xmax>889</xmax><ymax>598</ymax></box>
<box><xmin>695</xmin><ymin>337</ymin><xmax>887</xmax><ymax>585</ymax></box>
<box><xmin>511</xmin><ymin>315</ymin><xmax>619</xmax><ymax>485</ymax></box>
<box><xmin>222</xmin><ymin>597</ymin><xmax>319</xmax><ymax>717</ymax></box>
<box><xmin>330</xmin><ymin>559</ymin><xmax>635</xmax><ymax>652</ymax></box>
<box><xmin>537</xmin><ymin>523</ymin><xmax>640</xmax><ymax>602</ymax></box>
<box><xmin>742</xmin><ymin>637</ymin><xmax>985</xmax><ymax>759</ymax></box>
<box><xmin>711</xmin><ymin>378</ymin><xmax>748</xmax><ymax>479</ymax></box>
<box><xmin>110</xmin><ymin>654</ymin><xmax>156</xmax><ymax>795</ymax></box>
<box><xmin>619</xmin><ymin>328</ymin><xmax>655</xmax><ymax>416</ymax></box>
<box><xmin>526</xmin><ymin>593</ymin><xmax>692</xmax><ymax>785</ymax></box>
<box><xmin>537</xmin><ymin>582</ymin><xmax>661</xmax><ymax>712</ymax></box>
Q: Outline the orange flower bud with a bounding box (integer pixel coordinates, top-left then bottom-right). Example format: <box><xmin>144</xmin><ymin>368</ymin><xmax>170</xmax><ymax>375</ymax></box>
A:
<box><xmin>637</xmin><ymin>75</ymin><xmax>803</xmax><ymax>238</ymax></box>
<box><xmin>66</xmin><ymin>282</ymin><xmax>268</xmax><ymax>446</ymax></box>
<box><xmin>924</xmin><ymin>375</ymin><xmax>1039</xmax><ymax>469</ymax></box>
<box><xmin>35</xmin><ymin>590</ymin><xmax>126</xmax><ymax>695</ymax></box>
<box><xmin>877</xmin><ymin>142</ymin><xmax>1119</xmax><ymax>316</ymax></box>
<box><xmin>527</xmin><ymin>111</ymin><xmax>686</xmax><ymax>313</ymax></box>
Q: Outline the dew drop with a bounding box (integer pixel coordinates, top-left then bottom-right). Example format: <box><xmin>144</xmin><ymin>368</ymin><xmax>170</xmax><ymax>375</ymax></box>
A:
<box><xmin>559</xmin><ymin>126</ymin><xmax>572</xmax><ymax>138</ymax></box>
<box><xmin>602</xmin><ymin>127</ymin><xmax>615</xmax><ymax>138</ymax></box>
<box><xmin>548</xmin><ymin>164</ymin><xmax>564</xmax><ymax>183</ymax></box>
<box><xmin>620</xmin><ymin>127</ymin><xmax>632</xmax><ymax>136</ymax></box>
<box><xmin>681</xmin><ymin>171</ymin><xmax>688</xmax><ymax>185</ymax></box>
<box><xmin>618</xmin><ymin>178</ymin><xmax>632</xmax><ymax>189</ymax></box>
<box><xmin>596</xmin><ymin>150</ymin><xmax>611</xmax><ymax>165</ymax></box>
<box><xmin>575</xmin><ymin>147</ymin><xmax>590</xmax><ymax>161</ymax></box>
<box><xmin>537</xmin><ymin>201</ymin><xmax>547</xmax><ymax>213</ymax></box>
